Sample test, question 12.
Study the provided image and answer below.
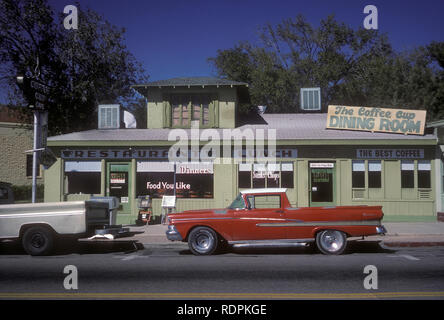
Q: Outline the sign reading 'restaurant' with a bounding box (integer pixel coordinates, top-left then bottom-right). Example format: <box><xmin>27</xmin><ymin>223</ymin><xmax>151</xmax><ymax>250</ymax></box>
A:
<box><xmin>326</xmin><ymin>105</ymin><xmax>427</xmax><ymax>135</ymax></box>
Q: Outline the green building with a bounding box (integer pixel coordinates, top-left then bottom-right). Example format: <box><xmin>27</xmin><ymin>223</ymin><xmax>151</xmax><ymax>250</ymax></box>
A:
<box><xmin>44</xmin><ymin>77</ymin><xmax>443</xmax><ymax>224</ymax></box>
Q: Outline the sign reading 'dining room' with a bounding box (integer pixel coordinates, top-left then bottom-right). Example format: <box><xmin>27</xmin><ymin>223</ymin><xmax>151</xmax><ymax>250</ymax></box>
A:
<box><xmin>326</xmin><ymin>105</ymin><xmax>427</xmax><ymax>135</ymax></box>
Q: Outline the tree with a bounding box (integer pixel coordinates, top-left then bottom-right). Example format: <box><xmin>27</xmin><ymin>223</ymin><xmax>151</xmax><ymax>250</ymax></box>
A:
<box><xmin>426</xmin><ymin>41</ymin><xmax>444</xmax><ymax>120</ymax></box>
<box><xmin>210</xmin><ymin>15</ymin><xmax>392</xmax><ymax>113</ymax></box>
<box><xmin>0</xmin><ymin>0</ymin><xmax>148</xmax><ymax>134</ymax></box>
<box><xmin>209</xmin><ymin>15</ymin><xmax>443</xmax><ymax>120</ymax></box>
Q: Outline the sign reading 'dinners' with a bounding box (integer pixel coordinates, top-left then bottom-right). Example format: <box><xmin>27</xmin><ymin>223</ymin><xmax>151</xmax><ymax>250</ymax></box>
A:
<box><xmin>326</xmin><ymin>105</ymin><xmax>426</xmax><ymax>135</ymax></box>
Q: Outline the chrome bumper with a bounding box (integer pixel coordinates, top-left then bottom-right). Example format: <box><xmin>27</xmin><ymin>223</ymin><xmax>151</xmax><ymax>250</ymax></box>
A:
<box><xmin>376</xmin><ymin>225</ymin><xmax>387</xmax><ymax>235</ymax></box>
<box><xmin>166</xmin><ymin>225</ymin><xmax>183</xmax><ymax>241</ymax></box>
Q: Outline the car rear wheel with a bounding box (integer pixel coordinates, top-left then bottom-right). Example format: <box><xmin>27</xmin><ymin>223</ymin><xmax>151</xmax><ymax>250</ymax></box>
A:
<box><xmin>188</xmin><ymin>227</ymin><xmax>218</xmax><ymax>255</ymax></box>
<box><xmin>22</xmin><ymin>226</ymin><xmax>55</xmax><ymax>256</ymax></box>
<box><xmin>316</xmin><ymin>230</ymin><xmax>347</xmax><ymax>255</ymax></box>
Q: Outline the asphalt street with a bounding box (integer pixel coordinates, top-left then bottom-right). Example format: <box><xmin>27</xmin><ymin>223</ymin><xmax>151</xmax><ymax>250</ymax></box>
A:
<box><xmin>1</xmin><ymin>240</ymin><xmax>444</xmax><ymax>300</ymax></box>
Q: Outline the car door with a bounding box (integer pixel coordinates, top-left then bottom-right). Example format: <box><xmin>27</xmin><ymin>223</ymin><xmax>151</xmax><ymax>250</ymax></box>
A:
<box><xmin>231</xmin><ymin>194</ymin><xmax>286</xmax><ymax>241</ymax></box>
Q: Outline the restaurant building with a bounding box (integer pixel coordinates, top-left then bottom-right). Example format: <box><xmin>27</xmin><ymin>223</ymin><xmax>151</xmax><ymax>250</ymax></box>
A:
<box><xmin>44</xmin><ymin>77</ymin><xmax>442</xmax><ymax>224</ymax></box>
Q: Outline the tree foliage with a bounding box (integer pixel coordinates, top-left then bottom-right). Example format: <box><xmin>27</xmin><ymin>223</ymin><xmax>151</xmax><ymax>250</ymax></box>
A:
<box><xmin>209</xmin><ymin>15</ymin><xmax>444</xmax><ymax>120</ymax></box>
<box><xmin>0</xmin><ymin>0</ymin><xmax>148</xmax><ymax>134</ymax></box>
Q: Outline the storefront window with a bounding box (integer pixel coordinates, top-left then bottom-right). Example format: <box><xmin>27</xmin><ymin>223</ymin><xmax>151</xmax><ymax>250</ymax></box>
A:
<box><xmin>136</xmin><ymin>162</ymin><xmax>213</xmax><ymax>198</ymax></box>
<box><xmin>238</xmin><ymin>163</ymin><xmax>252</xmax><ymax>188</ymax></box>
<box><xmin>238</xmin><ymin>162</ymin><xmax>294</xmax><ymax>189</ymax></box>
<box><xmin>65</xmin><ymin>161</ymin><xmax>101</xmax><ymax>194</ymax></box>
<box><xmin>281</xmin><ymin>162</ymin><xmax>294</xmax><ymax>188</ymax></box>
<box><xmin>368</xmin><ymin>161</ymin><xmax>382</xmax><ymax>188</ymax></box>
<box><xmin>401</xmin><ymin>160</ymin><xmax>414</xmax><ymax>188</ymax></box>
<box><xmin>418</xmin><ymin>160</ymin><xmax>431</xmax><ymax>188</ymax></box>
<box><xmin>352</xmin><ymin>160</ymin><xmax>365</xmax><ymax>188</ymax></box>
<box><xmin>266</xmin><ymin>163</ymin><xmax>280</xmax><ymax>188</ymax></box>
<box><xmin>252</xmin><ymin>163</ymin><xmax>266</xmax><ymax>188</ymax></box>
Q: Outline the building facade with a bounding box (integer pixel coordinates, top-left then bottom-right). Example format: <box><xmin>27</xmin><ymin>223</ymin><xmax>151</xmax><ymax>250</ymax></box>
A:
<box><xmin>0</xmin><ymin>106</ymin><xmax>43</xmax><ymax>187</ymax></box>
<box><xmin>44</xmin><ymin>77</ymin><xmax>441</xmax><ymax>224</ymax></box>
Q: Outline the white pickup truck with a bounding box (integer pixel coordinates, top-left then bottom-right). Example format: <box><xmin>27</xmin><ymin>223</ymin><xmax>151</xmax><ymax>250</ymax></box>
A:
<box><xmin>0</xmin><ymin>201</ymin><xmax>111</xmax><ymax>255</ymax></box>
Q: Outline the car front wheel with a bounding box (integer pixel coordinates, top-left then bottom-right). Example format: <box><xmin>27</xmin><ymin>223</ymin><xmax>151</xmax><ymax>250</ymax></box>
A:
<box><xmin>316</xmin><ymin>230</ymin><xmax>347</xmax><ymax>255</ymax></box>
<box><xmin>188</xmin><ymin>227</ymin><xmax>218</xmax><ymax>255</ymax></box>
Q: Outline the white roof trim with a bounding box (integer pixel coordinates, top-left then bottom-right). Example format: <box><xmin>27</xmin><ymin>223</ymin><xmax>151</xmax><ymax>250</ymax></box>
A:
<box><xmin>240</xmin><ymin>188</ymin><xmax>287</xmax><ymax>194</ymax></box>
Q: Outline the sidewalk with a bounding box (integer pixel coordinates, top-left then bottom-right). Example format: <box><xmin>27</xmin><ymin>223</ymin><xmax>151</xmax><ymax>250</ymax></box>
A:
<box><xmin>116</xmin><ymin>222</ymin><xmax>444</xmax><ymax>248</ymax></box>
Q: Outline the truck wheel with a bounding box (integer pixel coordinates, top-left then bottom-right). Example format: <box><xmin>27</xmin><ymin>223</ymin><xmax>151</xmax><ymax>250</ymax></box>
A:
<box><xmin>188</xmin><ymin>227</ymin><xmax>218</xmax><ymax>255</ymax></box>
<box><xmin>316</xmin><ymin>230</ymin><xmax>347</xmax><ymax>255</ymax></box>
<box><xmin>22</xmin><ymin>226</ymin><xmax>55</xmax><ymax>256</ymax></box>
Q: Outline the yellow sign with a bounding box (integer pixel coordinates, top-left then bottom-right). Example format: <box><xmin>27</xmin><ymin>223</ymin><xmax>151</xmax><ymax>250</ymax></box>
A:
<box><xmin>326</xmin><ymin>105</ymin><xmax>427</xmax><ymax>135</ymax></box>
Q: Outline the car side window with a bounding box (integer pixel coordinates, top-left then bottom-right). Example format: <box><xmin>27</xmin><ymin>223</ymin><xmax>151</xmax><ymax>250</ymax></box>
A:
<box><xmin>248</xmin><ymin>195</ymin><xmax>281</xmax><ymax>209</ymax></box>
<box><xmin>0</xmin><ymin>187</ymin><xmax>7</xmax><ymax>199</ymax></box>
<box><xmin>246</xmin><ymin>196</ymin><xmax>255</xmax><ymax>209</ymax></box>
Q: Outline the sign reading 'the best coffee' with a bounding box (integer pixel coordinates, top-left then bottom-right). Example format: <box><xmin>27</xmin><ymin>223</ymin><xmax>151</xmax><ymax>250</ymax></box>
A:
<box><xmin>326</xmin><ymin>105</ymin><xmax>427</xmax><ymax>135</ymax></box>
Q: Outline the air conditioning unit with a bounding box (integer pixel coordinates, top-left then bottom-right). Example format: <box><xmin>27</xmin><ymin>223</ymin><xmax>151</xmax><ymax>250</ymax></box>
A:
<box><xmin>300</xmin><ymin>88</ymin><xmax>321</xmax><ymax>111</ymax></box>
<box><xmin>98</xmin><ymin>104</ymin><xmax>120</xmax><ymax>129</ymax></box>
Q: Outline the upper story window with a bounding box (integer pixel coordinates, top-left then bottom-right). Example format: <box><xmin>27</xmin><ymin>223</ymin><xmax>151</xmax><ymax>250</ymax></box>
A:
<box><xmin>171</xmin><ymin>94</ymin><xmax>211</xmax><ymax>127</ymax></box>
<box><xmin>300</xmin><ymin>88</ymin><xmax>321</xmax><ymax>111</ymax></box>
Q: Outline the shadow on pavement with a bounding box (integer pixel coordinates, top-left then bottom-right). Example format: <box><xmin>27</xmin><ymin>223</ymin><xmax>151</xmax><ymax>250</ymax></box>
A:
<box><xmin>177</xmin><ymin>240</ymin><xmax>396</xmax><ymax>256</ymax></box>
<box><xmin>0</xmin><ymin>239</ymin><xmax>144</xmax><ymax>256</ymax></box>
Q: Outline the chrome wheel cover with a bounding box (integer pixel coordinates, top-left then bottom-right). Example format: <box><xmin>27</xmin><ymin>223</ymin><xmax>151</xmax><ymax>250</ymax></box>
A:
<box><xmin>191</xmin><ymin>229</ymin><xmax>215</xmax><ymax>254</ymax></box>
<box><xmin>319</xmin><ymin>230</ymin><xmax>345</xmax><ymax>253</ymax></box>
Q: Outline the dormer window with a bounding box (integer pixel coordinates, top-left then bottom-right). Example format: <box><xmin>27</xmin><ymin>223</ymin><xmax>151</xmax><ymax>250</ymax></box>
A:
<box><xmin>300</xmin><ymin>87</ymin><xmax>321</xmax><ymax>111</ymax></box>
<box><xmin>171</xmin><ymin>94</ymin><xmax>211</xmax><ymax>127</ymax></box>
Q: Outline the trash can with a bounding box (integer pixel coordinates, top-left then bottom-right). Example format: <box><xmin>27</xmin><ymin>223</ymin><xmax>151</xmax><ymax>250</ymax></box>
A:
<box><xmin>90</xmin><ymin>196</ymin><xmax>119</xmax><ymax>226</ymax></box>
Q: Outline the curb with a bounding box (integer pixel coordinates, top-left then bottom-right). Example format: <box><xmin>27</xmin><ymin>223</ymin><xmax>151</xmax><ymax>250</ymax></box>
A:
<box><xmin>381</xmin><ymin>241</ymin><xmax>444</xmax><ymax>247</ymax></box>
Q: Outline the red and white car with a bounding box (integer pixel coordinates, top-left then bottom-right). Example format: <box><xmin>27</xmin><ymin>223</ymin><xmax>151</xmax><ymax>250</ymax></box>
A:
<box><xmin>166</xmin><ymin>188</ymin><xmax>386</xmax><ymax>255</ymax></box>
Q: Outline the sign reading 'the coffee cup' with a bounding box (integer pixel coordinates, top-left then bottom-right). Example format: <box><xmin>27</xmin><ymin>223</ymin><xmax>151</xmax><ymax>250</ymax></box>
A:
<box><xmin>326</xmin><ymin>105</ymin><xmax>427</xmax><ymax>135</ymax></box>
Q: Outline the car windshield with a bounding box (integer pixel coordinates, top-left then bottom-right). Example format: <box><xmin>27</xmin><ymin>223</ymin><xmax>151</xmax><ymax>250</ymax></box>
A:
<box><xmin>228</xmin><ymin>193</ymin><xmax>245</xmax><ymax>210</ymax></box>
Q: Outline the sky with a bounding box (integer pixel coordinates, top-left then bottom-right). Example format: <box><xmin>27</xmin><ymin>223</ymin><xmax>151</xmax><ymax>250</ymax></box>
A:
<box><xmin>1</xmin><ymin>0</ymin><xmax>443</xmax><ymax>103</ymax></box>
<box><xmin>46</xmin><ymin>0</ymin><xmax>444</xmax><ymax>82</ymax></box>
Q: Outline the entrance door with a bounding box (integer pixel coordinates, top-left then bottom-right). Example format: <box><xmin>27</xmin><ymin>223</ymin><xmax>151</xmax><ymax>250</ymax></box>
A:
<box><xmin>107</xmin><ymin>163</ymin><xmax>131</xmax><ymax>214</ymax></box>
<box><xmin>309</xmin><ymin>162</ymin><xmax>336</xmax><ymax>207</ymax></box>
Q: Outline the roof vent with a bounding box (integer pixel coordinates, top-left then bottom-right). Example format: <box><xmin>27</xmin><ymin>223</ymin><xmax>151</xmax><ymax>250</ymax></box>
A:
<box><xmin>98</xmin><ymin>104</ymin><xmax>120</xmax><ymax>129</ymax></box>
<box><xmin>257</xmin><ymin>105</ymin><xmax>267</xmax><ymax>114</ymax></box>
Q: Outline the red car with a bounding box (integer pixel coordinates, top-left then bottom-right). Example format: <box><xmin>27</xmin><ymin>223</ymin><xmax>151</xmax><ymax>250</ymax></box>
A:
<box><xmin>166</xmin><ymin>188</ymin><xmax>386</xmax><ymax>255</ymax></box>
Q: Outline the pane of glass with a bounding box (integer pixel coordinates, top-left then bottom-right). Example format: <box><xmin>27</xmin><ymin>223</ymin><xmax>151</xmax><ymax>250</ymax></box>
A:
<box><xmin>192</xmin><ymin>95</ymin><xmax>201</xmax><ymax>121</ymax></box>
<box><xmin>182</xmin><ymin>103</ymin><xmax>189</xmax><ymax>126</ymax></box>
<box><xmin>281</xmin><ymin>171</ymin><xmax>294</xmax><ymax>188</ymax></box>
<box><xmin>136</xmin><ymin>172</ymin><xmax>174</xmax><ymax>198</ymax></box>
<box><xmin>418</xmin><ymin>171</ymin><xmax>431</xmax><ymax>188</ymax></box>
<box><xmin>267</xmin><ymin>171</ymin><xmax>280</xmax><ymax>188</ymax></box>
<box><xmin>311</xmin><ymin>168</ymin><xmax>333</xmax><ymax>202</ymax></box>
<box><xmin>314</xmin><ymin>90</ymin><xmax>319</xmax><ymax>109</ymax></box>
<box><xmin>252</xmin><ymin>170</ymin><xmax>266</xmax><ymax>188</ymax></box>
<box><xmin>238</xmin><ymin>171</ymin><xmax>251</xmax><ymax>188</ymax></box>
<box><xmin>368</xmin><ymin>161</ymin><xmax>381</xmax><ymax>172</ymax></box>
<box><xmin>303</xmin><ymin>91</ymin><xmax>308</xmax><ymax>109</ymax></box>
<box><xmin>352</xmin><ymin>171</ymin><xmax>365</xmax><ymax>188</ymax></box>
<box><xmin>172</xmin><ymin>104</ymin><xmax>180</xmax><ymax>125</ymax></box>
<box><xmin>254</xmin><ymin>195</ymin><xmax>281</xmax><ymax>209</ymax></box>
<box><xmin>352</xmin><ymin>160</ymin><xmax>365</xmax><ymax>171</ymax></box>
<box><xmin>401</xmin><ymin>160</ymin><xmax>414</xmax><ymax>171</ymax></box>
<box><xmin>202</xmin><ymin>103</ymin><xmax>209</xmax><ymax>125</ymax></box>
<box><xmin>418</xmin><ymin>160</ymin><xmax>431</xmax><ymax>171</ymax></box>
<box><xmin>309</xmin><ymin>90</ymin><xmax>314</xmax><ymax>109</ymax></box>
<box><xmin>401</xmin><ymin>171</ymin><xmax>414</xmax><ymax>188</ymax></box>
<box><xmin>66</xmin><ymin>172</ymin><xmax>101</xmax><ymax>194</ymax></box>
<box><xmin>368</xmin><ymin>171</ymin><xmax>381</xmax><ymax>188</ymax></box>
